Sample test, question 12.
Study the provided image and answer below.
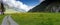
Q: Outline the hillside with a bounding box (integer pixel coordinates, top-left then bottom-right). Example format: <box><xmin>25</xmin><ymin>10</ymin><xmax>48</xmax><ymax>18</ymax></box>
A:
<box><xmin>4</xmin><ymin>4</ymin><xmax>26</xmax><ymax>13</ymax></box>
<box><xmin>29</xmin><ymin>0</ymin><xmax>60</xmax><ymax>12</ymax></box>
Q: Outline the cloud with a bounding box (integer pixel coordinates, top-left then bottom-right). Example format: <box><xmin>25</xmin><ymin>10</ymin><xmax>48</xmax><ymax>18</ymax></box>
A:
<box><xmin>3</xmin><ymin>0</ymin><xmax>33</xmax><ymax>12</ymax></box>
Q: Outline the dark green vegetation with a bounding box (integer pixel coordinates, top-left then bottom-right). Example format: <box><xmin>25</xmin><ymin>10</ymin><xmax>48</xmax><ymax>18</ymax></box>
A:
<box><xmin>0</xmin><ymin>0</ymin><xmax>5</xmax><ymax>15</ymax></box>
<box><xmin>10</xmin><ymin>13</ymin><xmax>60</xmax><ymax>25</ymax></box>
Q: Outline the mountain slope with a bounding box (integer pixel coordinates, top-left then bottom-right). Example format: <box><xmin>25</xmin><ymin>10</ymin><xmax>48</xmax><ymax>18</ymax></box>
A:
<box><xmin>4</xmin><ymin>4</ymin><xmax>26</xmax><ymax>13</ymax></box>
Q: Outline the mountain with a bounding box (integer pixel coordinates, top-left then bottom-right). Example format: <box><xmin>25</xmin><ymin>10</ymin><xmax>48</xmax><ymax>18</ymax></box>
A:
<box><xmin>28</xmin><ymin>0</ymin><xmax>60</xmax><ymax>12</ymax></box>
<box><xmin>4</xmin><ymin>4</ymin><xmax>26</xmax><ymax>13</ymax></box>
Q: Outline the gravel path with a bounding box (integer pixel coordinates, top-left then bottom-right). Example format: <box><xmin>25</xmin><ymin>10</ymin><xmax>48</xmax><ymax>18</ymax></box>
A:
<box><xmin>1</xmin><ymin>15</ymin><xmax>18</xmax><ymax>25</ymax></box>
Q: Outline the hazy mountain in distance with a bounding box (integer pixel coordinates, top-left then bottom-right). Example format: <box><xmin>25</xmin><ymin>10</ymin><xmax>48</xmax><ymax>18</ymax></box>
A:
<box><xmin>4</xmin><ymin>4</ymin><xmax>26</xmax><ymax>13</ymax></box>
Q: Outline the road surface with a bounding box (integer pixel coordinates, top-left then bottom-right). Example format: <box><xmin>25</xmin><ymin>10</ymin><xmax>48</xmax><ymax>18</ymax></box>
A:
<box><xmin>1</xmin><ymin>15</ymin><xmax>18</xmax><ymax>25</ymax></box>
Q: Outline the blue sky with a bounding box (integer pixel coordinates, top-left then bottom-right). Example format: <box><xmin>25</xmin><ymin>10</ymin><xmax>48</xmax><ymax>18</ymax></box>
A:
<box><xmin>16</xmin><ymin>0</ymin><xmax>40</xmax><ymax>6</ymax></box>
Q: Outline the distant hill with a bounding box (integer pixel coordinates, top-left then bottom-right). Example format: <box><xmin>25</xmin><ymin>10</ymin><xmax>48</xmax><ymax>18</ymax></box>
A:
<box><xmin>29</xmin><ymin>0</ymin><xmax>60</xmax><ymax>12</ymax></box>
<box><xmin>4</xmin><ymin>4</ymin><xmax>26</xmax><ymax>13</ymax></box>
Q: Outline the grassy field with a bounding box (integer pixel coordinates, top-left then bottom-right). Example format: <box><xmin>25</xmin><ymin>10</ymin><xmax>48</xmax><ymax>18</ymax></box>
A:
<box><xmin>0</xmin><ymin>13</ymin><xmax>60</xmax><ymax>25</ymax></box>
<box><xmin>0</xmin><ymin>15</ymin><xmax>6</xmax><ymax>25</ymax></box>
<box><xmin>10</xmin><ymin>13</ymin><xmax>60</xmax><ymax>25</ymax></box>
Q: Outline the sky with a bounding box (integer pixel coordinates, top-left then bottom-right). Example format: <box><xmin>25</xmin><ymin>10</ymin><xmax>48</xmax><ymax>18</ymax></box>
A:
<box><xmin>2</xmin><ymin>0</ymin><xmax>44</xmax><ymax>13</ymax></box>
<box><xmin>16</xmin><ymin>0</ymin><xmax>40</xmax><ymax>6</ymax></box>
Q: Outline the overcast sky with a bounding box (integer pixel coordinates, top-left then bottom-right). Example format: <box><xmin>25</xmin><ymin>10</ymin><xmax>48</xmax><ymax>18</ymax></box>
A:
<box><xmin>2</xmin><ymin>0</ymin><xmax>44</xmax><ymax>12</ymax></box>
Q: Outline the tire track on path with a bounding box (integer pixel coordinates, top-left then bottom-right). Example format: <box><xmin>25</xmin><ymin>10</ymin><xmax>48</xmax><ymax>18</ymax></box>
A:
<box><xmin>1</xmin><ymin>15</ymin><xmax>19</xmax><ymax>25</ymax></box>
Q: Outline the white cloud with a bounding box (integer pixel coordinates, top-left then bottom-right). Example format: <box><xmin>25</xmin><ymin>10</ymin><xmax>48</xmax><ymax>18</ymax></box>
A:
<box><xmin>3</xmin><ymin>0</ymin><xmax>33</xmax><ymax>12</ymax></box>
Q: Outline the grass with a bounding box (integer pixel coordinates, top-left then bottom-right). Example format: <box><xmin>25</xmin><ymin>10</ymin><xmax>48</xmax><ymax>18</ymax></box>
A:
<box><xmin>0</xmin><ymin>15</ymin><xmax>6</xmax><ymax>25</ymax></box>
<box><xmin>10</xmin><ymin>13</ymin><xmax>60</xmax><ymax>25</ymax></box>
<box><xmin>0</xmin><ymin>13</ymin><xmax>60</xmax><ymax>25</ymax></box>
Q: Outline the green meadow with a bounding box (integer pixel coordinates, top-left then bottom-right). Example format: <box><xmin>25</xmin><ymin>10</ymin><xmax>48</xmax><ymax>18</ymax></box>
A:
<box><xmin>0</xmin><ymin>13</ymin><xmax>60</xmax><ymax>25</ymax></box>
<box><xmin>0</xmin><ymin>15</ymin><xmax>6</xmax><ymax>25</ymax></box>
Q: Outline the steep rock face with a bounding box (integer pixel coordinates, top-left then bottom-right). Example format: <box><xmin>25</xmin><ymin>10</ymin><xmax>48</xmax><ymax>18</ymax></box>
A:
<box><xmin>29</xmin><ymin>0</ymin><xmax>60</xmax><ymax>12</ymax></box>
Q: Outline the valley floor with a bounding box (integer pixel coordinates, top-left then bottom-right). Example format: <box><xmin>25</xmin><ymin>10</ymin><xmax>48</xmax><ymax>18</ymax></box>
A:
<box><xmin>0</xmin><ymin>13</ymin><xmax>60</xmax><ymax>25</ymax></box>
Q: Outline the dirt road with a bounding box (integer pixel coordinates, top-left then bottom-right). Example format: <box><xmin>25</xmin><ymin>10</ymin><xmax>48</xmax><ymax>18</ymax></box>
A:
<box><xmin>1</xmin><ymin>15</ymin><xmax>18</xmax><ymax>25</ymax></box>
